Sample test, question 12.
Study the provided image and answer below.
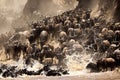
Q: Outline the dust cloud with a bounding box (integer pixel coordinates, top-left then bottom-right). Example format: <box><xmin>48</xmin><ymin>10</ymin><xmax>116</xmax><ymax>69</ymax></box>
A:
<box><xmin>0</xmin><ymin>0</ymin><xmax>78</xmax><ymax>34</ymax></box>
<box><xmin>0</xmin><ymin>0</ymin><xmax>27</xmax><ymax>34</ymax></box>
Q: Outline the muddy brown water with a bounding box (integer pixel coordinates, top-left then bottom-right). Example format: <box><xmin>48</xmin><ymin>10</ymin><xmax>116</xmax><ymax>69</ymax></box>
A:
<box><xmin>0</xmin><ymin>71</ymin><xmax>120</xmax><ymax>80</ymax></box>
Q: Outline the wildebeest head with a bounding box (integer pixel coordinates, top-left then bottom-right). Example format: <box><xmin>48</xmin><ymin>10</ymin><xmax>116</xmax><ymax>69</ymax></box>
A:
<box><xmin>40</xmin><ymin>30</ymin><xmax>49</xmax><ymax>43</ymax></box>
<box><xmin>114</xmin><ymin>49</ymin><xmax>120</xmax><ymax>60</ymax></box>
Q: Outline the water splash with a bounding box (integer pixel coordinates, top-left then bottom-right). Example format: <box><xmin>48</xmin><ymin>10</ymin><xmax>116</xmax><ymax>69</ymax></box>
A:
<box><xmin>66</xmin><ymin>53</ymin><xmax>91</xmax><ymax>71</ymax></box>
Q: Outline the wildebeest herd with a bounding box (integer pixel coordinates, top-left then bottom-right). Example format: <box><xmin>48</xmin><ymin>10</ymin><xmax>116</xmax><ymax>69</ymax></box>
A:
<box><xmin>0</xmin><ymin>8</ymin><xmax>120</xmax><ymax>78</ymax></box>
<box><xmin>0</xmin><ymin>64</ymin><xmax>69</xmax><ymax>78</ymax></box>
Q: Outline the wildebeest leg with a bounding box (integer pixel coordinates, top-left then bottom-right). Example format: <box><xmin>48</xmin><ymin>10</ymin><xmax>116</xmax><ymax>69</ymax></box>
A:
<box><xmin>111</xmin><ymin>62</ymin><xmax>115</xmax><ymax>71</ymax></box>
<box><xmin>111</xmin><ymin>67</ymin><xmax>113</xmax><ymax>71</ymax></box>
<box><xmin>40</xmin><ymin>42</ymin><xmax>45</xmax><ymax>48</ymax></box>
<box><xmin>15</xmin><ymin>53</ymin><xmax>19</xmax><ymax>61</ymax></box>
<box><xmin>23</xmin><ymin>52</ymin><xmax>27</xmax><ymax>59</ymax></box>
<box><xmin>13</xmin><ymin>51</ymin><xmax>19</xmax><ymax>61</ymax></box>
<box><xmin>105</xmin><ymin>64</ymin><xmax>107</xmax><ymax>71</ymax></box>
<box><xmin>6</xmin><ymin>52</ymin><xmax>9</xmax><ymax>60</ymax></box>
<box><xmin>17</xmin><ymin>52</ymin><xmax>20</xmax><ymax>60</ymax></box>
<box><xmin>5</xmin><ymin>48</ymin><xmax>11</xmax><ymax>60</ymax></box>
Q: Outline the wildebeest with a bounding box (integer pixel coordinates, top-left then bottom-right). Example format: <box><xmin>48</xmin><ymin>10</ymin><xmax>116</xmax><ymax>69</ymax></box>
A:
<box><xmin>4</xmin><ymin>43</ymin><xmax>14</xmax><ymax>60</ymax></box>
<box><xmin>68</xmin><ymin>28</ymin><xmax>74</xmax><ymax>39</ymax></box>
<box><xmin>86</xmin><ymin>62</ymin><xmax>99</xmax><ymax>72</ymax></box>
<box><xmin>115</xmin><ymin>30</ymin><xmax>120</xmax><ymax>41</ymax></box>
<box><xmin>42</xmin><ymin>57</ymin><xmax>59</xmax><ymax>66</ymax></box>
<box><xmin>40</xmin><ymin>30</ymin><xmax>49</xmax><ymax>46</ymax></box>
<box><xmin>112</xmin><ymin>49</ymin><xmax>120</xmax><ymax>66</ymax></box>
<box><xmin>4</xmin><ymin>41</ymin><xmax>22</xmax><ymax>60</ymax></box>
<box><xmin>99</xmin><ymin>40</ymin><xmax>110</xmax><ymax>53</ymax></box>
<box><xmin>2</xmin><ymin>66</ymin><xmax>17</xmax><ymax>78</ymax></box>
<box><xmin>58</xmin><ymin>31</ymin><xmax>67</xmax><ymax>43</ymax></box>
<box><xmin>97</xmin><ymin>58</ymin><xmax>116</xmax><ymax>71</ymax></box>
<box><xmin>46</xmin><ymin>70</ymin><xmax>61</xmax><ymax>76</ymax></box>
